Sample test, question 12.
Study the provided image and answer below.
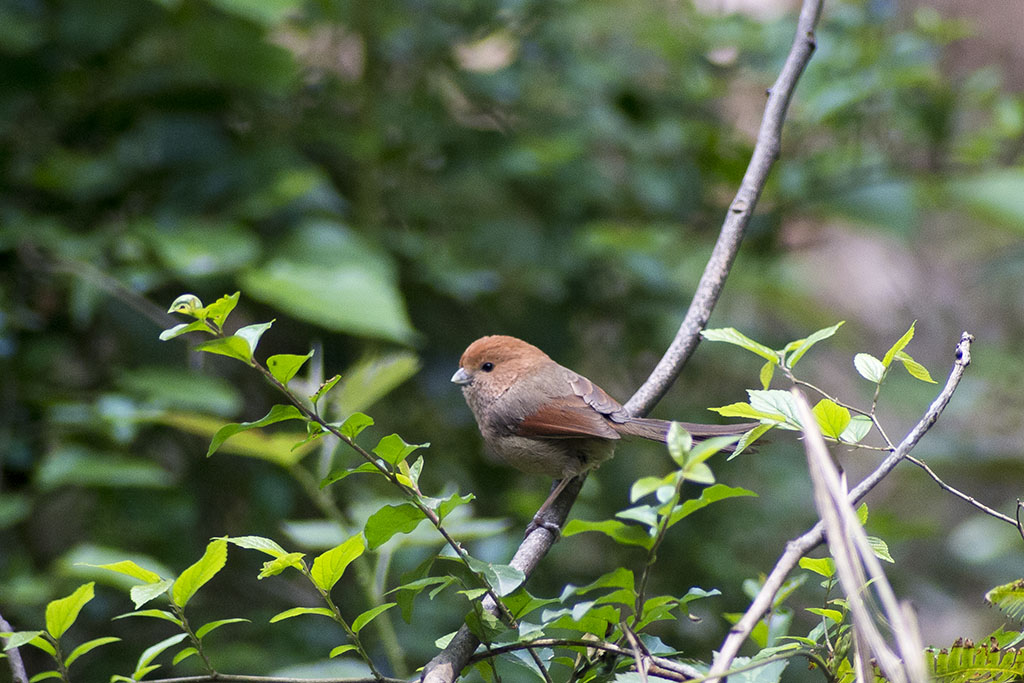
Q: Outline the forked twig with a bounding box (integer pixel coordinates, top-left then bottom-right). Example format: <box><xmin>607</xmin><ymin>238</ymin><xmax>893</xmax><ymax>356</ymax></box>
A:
<box><xmin>706</xmin><ymin>333</ymin><xmax>973</xmax><ymax>682</ymax></box>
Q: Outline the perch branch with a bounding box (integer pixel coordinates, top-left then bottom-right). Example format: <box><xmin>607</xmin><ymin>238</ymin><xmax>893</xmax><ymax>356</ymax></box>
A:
<box><xmin>421</xmin><ymin>1</ymin><xmax>824</xmax><ymax>681</ymax></box>
<box><xmin>707</xmin><ymin>332</ymin><xmax>973</xmax><ymax>682</ymax></box>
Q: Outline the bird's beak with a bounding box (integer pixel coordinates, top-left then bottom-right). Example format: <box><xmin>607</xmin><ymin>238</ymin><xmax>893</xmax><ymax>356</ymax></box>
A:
<box><xmin>450</xmin><ymin>368</ymin><xmax>472</xmax><ymax>386</ymax></box>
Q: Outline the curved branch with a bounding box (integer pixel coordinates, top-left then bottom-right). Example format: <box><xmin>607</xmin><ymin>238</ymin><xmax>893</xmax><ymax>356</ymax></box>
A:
<box><xmin>707</xmin><ymin>332</ymin><xmax>974</xmax><ymax>682</ymax></box>
<box><xmin>422</xmin><ymin>3</ymin><xmax>825</xmax><ymax>682</ymax></box>
<box><xmin>623</xmin><ymin>0</ymin><xmax>824</xmax><ymax>416</ymax></box>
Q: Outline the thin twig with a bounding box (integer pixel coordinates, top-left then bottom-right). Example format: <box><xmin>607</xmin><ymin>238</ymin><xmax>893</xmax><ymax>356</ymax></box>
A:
<box><xmin>706</xmin><ymin>332</ymin><xmax>973</xmax><ymax>682</ymax></box>
<box><xmin>905</xmin><ymin>455</ymin><xmax>1017</xmax><ymax>526</ymax></box>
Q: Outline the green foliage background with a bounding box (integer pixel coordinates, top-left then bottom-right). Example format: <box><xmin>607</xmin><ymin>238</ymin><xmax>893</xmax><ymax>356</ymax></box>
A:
<box><xmin>1</xmin><ymin>0</ymin><xmax>1022</xmax><ymax>679</ymax></box>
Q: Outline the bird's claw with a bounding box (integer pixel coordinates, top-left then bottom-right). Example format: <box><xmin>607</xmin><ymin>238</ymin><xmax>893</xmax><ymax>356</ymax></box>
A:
<box><xmin>526</xmin><ymin>516</ymin><xmax>562</xmax><ymax>540</ymax></box>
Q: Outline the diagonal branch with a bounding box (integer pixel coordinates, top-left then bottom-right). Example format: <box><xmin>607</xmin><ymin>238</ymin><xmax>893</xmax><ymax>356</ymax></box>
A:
<box><xmin>421</xmin><ymin>2</ymin><xmax>824</xmax><ymax>681</ymax></box>
<box><xmin>707</xmin><ymin>332</ymin><xmax>974</xmax><ymax>682</ymax></box>
<box><xmin>623</xmin><ymin>0</ymin><xmax>824</xmax><ymax>417</ymax></box>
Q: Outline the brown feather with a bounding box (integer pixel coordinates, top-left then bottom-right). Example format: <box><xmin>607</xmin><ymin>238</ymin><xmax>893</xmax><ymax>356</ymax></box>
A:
<box><xmin>516</xmin><ymin>402</ymin><xmax>621</xmax><ymax>439</ymax></box>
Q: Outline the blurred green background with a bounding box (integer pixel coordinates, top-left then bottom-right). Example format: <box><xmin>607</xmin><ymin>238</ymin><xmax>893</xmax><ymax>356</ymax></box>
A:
<box><xmin>1</xmin><ymin>0</ymin><xmax>1022</xmax><ymax>679</ymax></box>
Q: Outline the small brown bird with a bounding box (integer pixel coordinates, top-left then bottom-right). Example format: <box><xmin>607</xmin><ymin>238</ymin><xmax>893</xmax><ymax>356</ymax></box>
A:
<box><xmin>451</xmin><ymin>335</ymin><xmax>756</xmax><ymax>524</ymax></box>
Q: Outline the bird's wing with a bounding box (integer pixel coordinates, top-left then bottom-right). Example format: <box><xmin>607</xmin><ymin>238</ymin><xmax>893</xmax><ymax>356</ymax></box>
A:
<box><xmin>567</xmin><ymin>373</ymin><xmax>626</xmax><ymax>418</ymax></box>
<box><xmin>515</xmin><ymin>399</ymin><xmax>622</xmax><ymax>439</ymax></box>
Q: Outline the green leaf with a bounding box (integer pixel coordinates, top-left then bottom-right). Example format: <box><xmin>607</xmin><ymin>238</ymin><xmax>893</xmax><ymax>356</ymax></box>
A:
<box><xmin>748</xmin><ymin>390</ymin><xmax>802</xmax><ymax>427</ymax></box>
<box><xmin>240</xmin><ymin>222</ymin><xmax>418</xmax><ymax>344</ymax></box>
<box><xmin>167</xmin><ymin>294</ymin><xmax>204</xmax><ymax>317</ymax></box>
<box><xmin>759</xmin><ymin>360</ymin><xmax>775</xmax><ymax>389</ymax></box>
<box><xmin>857</xmin><ymin>503</ymin><xmax>869</xmax><ymax>525</ymax></box>
<box><xmin>45</xmin><ymin>582</ymin><xmax>95</xmax><ymax>639</ymax></box>
<box><xmin>709</xmin><ymin>402</ymin><xmax>788</xmax><ymax>424</ymax></box>
<box><xmin>373</xmin><ymin>433</ymin><xmax>428</xmax><ymax>466</ymax></box>
<box><xmin>310</xmin><ymin>534</ymin><xmax>365</xmax><ymax>592</ymax></box>
<box><xmin>267</xmin><ymin>351</ymin><xmax>313</xmax><ymax>385</ymax></box>
<box><xmin>853</xmin><ymin>353</ymin><xmax>886</xmax><ymax>383</ymax></box>
<box><xmin>172</xmin><ymin>647</ymin><xmax>197</xmax><ymax>666</ymax></box>
<box><xmin>630</xmin><ymin>474</ymin><xmax>675</xmax><ymax>503</ymax></box>
<box><xmin>462</xmin><ymin>557</ymin><xmax>526</xmax><ymax>597</ymax></box>
<box><xmin>207</xmin><ymin>404</ymin><xmax>305</xmax><ymax>457</ymax></box>
<box><xmin>785</xmin><ymin>322</ymin><xmax>845</xmax><ymax>368</ymax></box>
<box><xmin>562</xmin><ymin>519</ymin><xmax>653</xmax><ymax>549</ymax></box>
<box><xmin>112</xmin><ymin>609</ymin><xmax>181</xmax><ymax>625</ymax></box>
<box><xmin>159</xmin><ymin>319</ymin><xmax>213</xmax><ymax>341</ymax></box>
<box><xmin>867</xmin><ymin>536</ymin><xmax>894</xmax><ymax>563</ymax></box>
<box><xmin>195</xmin><ymin>618</ymin><xmax>249</xmax><ymax>640</ymax></box>
<box><xmin>665</xmin><ymin>484</ymin><xmax>756</xmax><ymax>528</ymax></box>
<box><xmin>330</xmin><ymin>352</ymin><xmax>421</xmax><ymax>414</ymax></box>
<box><xmin>882</xmin><ymin>323</ymin><xmax>916</xmax><ymax>367</ymax></box>
<box><xmin>64</xmin><ymin>636</ymin><xmax>120</xmax><ymax>668</ymax></box>
<box><xmin>799</xmin><ymin>556</ymin><xmax>835</xmax><ymax>578</ymax></box>
<box><xmin>203</xmin><ymin>292</ymin><xmax>240</xmax><ymax>329</ymax></box>
<box><xmin>311</xmin><ymin>374</ymin><xmax>342</xmax><ymax>406</ymax></box>
<box><xmin>86</xmin><ymin>560</ymin><xmax>162</xmax><ymax>584</ymax></box>
<box><xmin>986</xmin><ymin>580</ymin><xmax>1024</xmax><ymax>622</ymax></box>
<box><xmin>437</xmin><ymin>492</ymin><xmax>475</xmax><ymax>521</ymax></box>
<box><xmin>29</xmin><ymin>672</ymin><xmax>62</xmax><ymax>682</ymax></box>
<box><xmin>133</xmin><ymin>632</ymin><xmax>188</xmax><ymax>677</ymax></box>
<box><xmin>130</xmin><ymin>579</ymin><xmax>174</xmax><ymax>608</ymax></box>
<box><xmin>172</xmin><ymin>539</ymin><xmax>227</xmax><ymax>608</ymax></box>
<box><xmin>226</xmin><ymin>535</ymin><xmax>289</xmax><ymax>558</ymax></box>
<box><xmin>729</xmin><ymin>423</ymin><xmax>773</xmax><ymax>460</ymax></box>
<box><xmin>811</xmin><ymin>399</ymin><xmax>851</xmax><ymax>440</ymax></box>
<box><xmin>806</xmin><ymin>607</ymin><xmax>844</xmax><ymax>624</ymax></box>
<box><xmin>340</xmin><ymin>412</ymin><xmax>374</xmax><ymax>440</ymax></box>
<box><xmin>330</xmin><ymin>644</ymin><xmax>358</xmax><ymax>658</ymax></box>
<box><xmin>700</xmin><ymin>328</ymin><xmax>779</xmax><ymax>362</ymax></box>
<box><xmin>269</xmin><ymin>606</ymin><xmax>334</xmax><ymax>623</ymax></box>
<box><xmin>364</xmin><ymin>503</ymin><xmax>427</xmax><ymax>549</ymax></box>
<box><xmin>320</xmin><ymin>461</ymin><xmax>384</xmax><ymax>488</ymax></box>
<box><xmin>894</xmin><ymin>351</ymin><xmax>937</xmax><ymax>383</ymax></box>
<box><xmin>839</xmin><ymin>415</ymin><xmax>873</xmax><ymax>443</ymax></box>
<box><xmin>235</xmin><ymin>320</ymin><xmax>274</xmax><ymax>358</ymax></box>
<box><xmin>948</xmin><ymin>168</ymin><xmax>1024</xmax><ymax>228</ymax></box>
<box><xmin>352</xmin><ymin>603</ymin><xmax>397</xmax><ymax>634</ymax></box>
<box><xmin>666</xmin><ymin>422</ymin><xmax>692</xmax><ymax>465</ymax></box>
<box><xmin>2</xmin><ymin>631</ymin><xmax>46</xmax><ymax>652</ymax></box>
<box><xmin>193</xmin><ymin>334</ymin><xmax>253</xmax><ymax>363</ymax></box>
<box><xmin>258</xmin><ymin>553</ymin><xmax>306</xmax><ymax>579</ymax></box>
<box><xmin>685</xmin><ymin>435</ymin><xmax>742</xmax><ymax>469</ymax></box>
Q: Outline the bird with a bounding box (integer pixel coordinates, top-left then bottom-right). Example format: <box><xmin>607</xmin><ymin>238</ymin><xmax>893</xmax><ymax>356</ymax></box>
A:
<box><xmin>451</xmin><ymin>335</ymin><xmax>757</xmax><ymax>528</ymax></box>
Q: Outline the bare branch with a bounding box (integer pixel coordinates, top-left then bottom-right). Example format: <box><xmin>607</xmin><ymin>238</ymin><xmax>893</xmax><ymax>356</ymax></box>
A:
<box><xmin>623</xmin><ymin>0</ymin><xmax>824</xmax><ymax>417</ymax></box>
<box><xmin>707</xmin><ymin>332</ymin><xmax>973</xmax><ymax>682</ymax></box>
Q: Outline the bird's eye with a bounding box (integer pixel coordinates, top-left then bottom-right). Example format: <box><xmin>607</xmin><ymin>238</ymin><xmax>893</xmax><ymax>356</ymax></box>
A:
<box><xmin>480</xmin><ymin>362</ymin><xmax>494</xmax><ymax>372</ymax></box>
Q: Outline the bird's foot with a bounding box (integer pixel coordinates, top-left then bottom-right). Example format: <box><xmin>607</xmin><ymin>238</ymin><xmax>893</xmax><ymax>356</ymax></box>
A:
<box><xmin>525</xmin><ymin>516</ymin><xmax>562</xmax><ymax>540</ymax></box>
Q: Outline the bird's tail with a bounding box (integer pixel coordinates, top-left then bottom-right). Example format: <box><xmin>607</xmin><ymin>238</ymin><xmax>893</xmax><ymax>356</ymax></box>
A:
<box><xmin>614</xmin><ymin>417</ymin><xmax>758</xmax><ymax>443</ymax></box>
